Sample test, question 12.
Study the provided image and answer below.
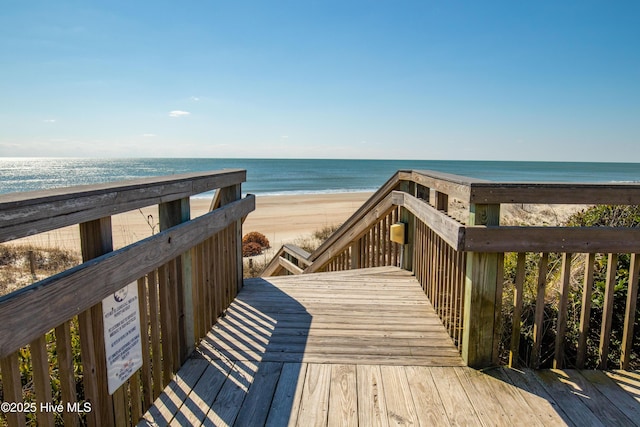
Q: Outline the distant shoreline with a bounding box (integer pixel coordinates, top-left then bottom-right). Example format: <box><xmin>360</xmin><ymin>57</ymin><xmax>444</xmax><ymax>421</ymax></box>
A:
<box><xmin>2</xmin><ymin>158</ymin><xmax>639</xmax><ymax>196</ymax></box>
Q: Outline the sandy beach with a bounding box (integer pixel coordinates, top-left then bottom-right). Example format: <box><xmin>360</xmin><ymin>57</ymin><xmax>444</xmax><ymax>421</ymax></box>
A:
<box><xmin>4</xmin><ymin>192</ymin><xmax>587</xmax><ymax>293</ymax></box>
<box><xmin>12</xmin><ymin>191</ymin><xmax>588</xmax><ymax>261</ymax></box>
<box><xmin>13</xmin><ymin>192</ymin><xmax>374</xmax><ymax>254</ymax></box>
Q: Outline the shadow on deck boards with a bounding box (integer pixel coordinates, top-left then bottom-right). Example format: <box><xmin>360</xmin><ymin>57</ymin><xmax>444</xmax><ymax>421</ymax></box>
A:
<box><xmin>139</xmin><ymin>267</ymin><xmax>640</xmax><ymax>426</ymax></box>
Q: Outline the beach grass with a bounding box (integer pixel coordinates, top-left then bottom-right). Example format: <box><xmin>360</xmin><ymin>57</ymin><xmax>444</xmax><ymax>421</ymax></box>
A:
<box><xmin>0</xmin><ymin>244</ymin><xmax>80</xmax><ymax>296</ymax></box>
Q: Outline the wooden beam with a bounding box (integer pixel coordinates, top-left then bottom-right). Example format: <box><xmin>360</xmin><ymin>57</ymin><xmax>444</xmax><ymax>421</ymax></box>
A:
<box><xmin>397</xmin><ymin>181</ymin><xmax>416</xmax><ymax>271</ymax></box>
<box><xmin>55</xmin><ymin>322</ymin><xmax>80</xmax><ymax>427</ymax></box>
<box><xmin>410</xmin><ymin>170</ymin><xmax>479</xmax><ymax>202</ymax></box>
<box><xmin>0</xmin><ymin>352</ymin><xmax>27</xmax><ymax>427</ymax></box>
<box><xmin>621</xmin><ymin>253</ymin><xmax>640</xmax><ymax>369</ymax></box>
<box><xmin>30</xmin><ymin>336</ymin><xmax>55</xmax><ymax>427</ymax></box>
<box><xmin>531</xmin><ymin>253</ymin><xmax>549</xmax><ymax>369</ymax></box>
<box><xmin>79</xmin><ymin>217</ymin><xmax>114</xmax><ymax>426</ymax></box>
<box><xmin>0</xmin><ymin>169</ymin><xmax>246</xmax><ymax>243</ymax></box>
<box><xmin>282</xmin><ymin>244</ymin><xmax>312</xmax><ymax>266</ymax></box>
<box><xmin>463</xmin><ymin>226</ymin><xmax>640</xmax><ymax>253</ymax></box>
<box><xmin>469</xmin><ymin>182</ymin><xmax>640</xmax><ymax>205</ymax></box>
<box><xmin>394</xmin><ymin>192</ymin><xmax>464</xmax><ymax>250</ymax></box>
<box><xmin>261</xmin><ymin>247</ymin><xmax>287</xmax><ymax>277</ymax></box>
<box><xmin>278</xmin><ymin>257</ymin><xmax>304</xmax><ymax>275</ymax></box>
<box><xmin>508</xmin><ymin>253</ymin><xmax>526</xmax><ymax>368</ymax></box>
<box><xmin>599</xmin><ymin>253</ymin><xmax>618</xmax><ymax>369</ymax></box>
<box><xmin>350</xmin><ymin>240</ymin><xmax>361</xmax><ymax>269</ymax></box>
<box><xmin>461</xmin><ymin>203</ymin><xmax>500</xmax><ymax>368</ymax></box>
<box><xmin>0</xmin><ymin>196</ymin><xmax>255</xmax><ymax>359</ymax></box>
<box><xmin>576</xmin><ymin>253</ymin><xmax>596</xmax><ymax>369</ymax></box>
<box><xmin>553</xmin><ymin>253</ymin><xmax>573</xmax><ymax>369</ymax></box>
<box><xmin>219</xmin><ymin>184</ymin><xmax>243</xmax><ymax>293</ymax></box>
<box><xmin>305</xmin><ymin>194</ymin><xmax>396</xmax><ymax>273</ymax></box>
<box><xmin>159</xmin><ymin>198</ymin><xmax>192</xmax><ymax>364</ymax></box>
<box><xmin>308</xmin><ymin>171</ymin><xmax>408</xmax><ymax>263</ymax></box>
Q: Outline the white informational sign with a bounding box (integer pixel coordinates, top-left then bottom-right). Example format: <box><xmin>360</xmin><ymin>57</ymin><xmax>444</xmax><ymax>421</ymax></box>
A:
<box><xmin>102</xmin><ymin>281</ymin><xmax>143</xmax><ymax>395</ymax></box>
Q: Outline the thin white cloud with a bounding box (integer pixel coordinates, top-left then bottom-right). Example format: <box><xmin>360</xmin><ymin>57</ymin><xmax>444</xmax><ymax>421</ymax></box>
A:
<box><xmin>169</xmin><ymin>110</ymin><xmax>190</xmax><ymax>118</ymax></box>
<box><xmin>43</xmin><ymin>119</ymin><xmax>56</xmax><ymax>123</ymax></box>
<box><xmin>190</xmin><ymin>96</ymin><xmax>200</xmax><ymax>101</ymax></box>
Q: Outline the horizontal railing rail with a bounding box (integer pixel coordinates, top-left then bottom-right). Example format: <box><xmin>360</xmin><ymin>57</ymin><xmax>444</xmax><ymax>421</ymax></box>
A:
<box><xmin>261</xmin><ymin>244</ymin><xmax>312</xmax><ymax>276</ymax></box>
<box><xmin>0</xmin><ymin>196</ymin><xmax>254</xmax><ymax>358</ymax></box>
<box><xmin>0</xmin><ymin>170</ymin><xmax>254</xmax><ymax>427</ymax></box>
<box><xmin>306</xmin><ymin>170</ymin><xmax>410</xmax><ymax>264</ymax></box>
<box><xmin>396</xmin><ymin>191</ymin><xmax>640</xmax><ymax>253</ymax></box>
<box><xmin>263</xmin><ymin>169</ymin><xmax>640</xmax><ymax>371</ymax></box>
<box><xmin>0</xmin><ymin>169</ymin><xmax>246</xmax><ymax>243</ymax></box>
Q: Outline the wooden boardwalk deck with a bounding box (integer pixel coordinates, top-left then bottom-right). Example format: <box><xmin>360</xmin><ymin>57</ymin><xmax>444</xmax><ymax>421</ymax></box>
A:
<box><xmin>139</xmin><ymin>267</ymin><xmax>640</xmax><ymax>426</ymax></box>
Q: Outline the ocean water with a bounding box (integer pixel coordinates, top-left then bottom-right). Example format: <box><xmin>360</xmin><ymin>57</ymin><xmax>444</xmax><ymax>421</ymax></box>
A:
<box><xmin>1</xmin><ymin>158</ymin><xmax>640</xmax><ymax>197</ymax></box>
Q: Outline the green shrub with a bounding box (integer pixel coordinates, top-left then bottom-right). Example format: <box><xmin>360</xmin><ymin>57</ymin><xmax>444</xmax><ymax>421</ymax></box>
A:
<box><xmin>567</xmin><ymin>205</ymin><xmax>640</xmax><ymax>227</ymax></box>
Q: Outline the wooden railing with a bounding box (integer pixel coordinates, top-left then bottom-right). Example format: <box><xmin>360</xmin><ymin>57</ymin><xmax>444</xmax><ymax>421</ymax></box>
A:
<box><xmin>262</xmin><ymin>244</ymin><xmax>312</xmax><ymax>276</ymax></box>
<box><xmin>263</xmin><ymin>170</ymin><xmax>640</xmax><ymax>370</ymax></box>
<box><xmin>0</xmin><ymin>170</ymin><xmax>255</xmax><ymax>427</ymax></box>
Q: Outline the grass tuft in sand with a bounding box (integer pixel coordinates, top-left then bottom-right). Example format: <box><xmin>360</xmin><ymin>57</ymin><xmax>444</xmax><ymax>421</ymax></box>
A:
<box><xmin>0</xmin><ymin>244</ymin><xmax>80</xmax><ymax>296</ymax></box>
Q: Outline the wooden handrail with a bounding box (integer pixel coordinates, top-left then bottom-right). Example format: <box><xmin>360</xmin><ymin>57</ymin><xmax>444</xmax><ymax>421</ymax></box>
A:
<box><xmin>261</xmin><ymin>244</ymin><xmax>312</xmax><ymax>276</ymax></box>
<box><xmin>410</xmin><ymin>170</ymin><xmax>482</xmax><ymax>201</ymax></box>
<box><xmin>305</xmin><ymin>192</ymin><xmax>397</xmax><ymax>273</ymax></box>
<box><xmin>0</xmin><ymin>169</ymin><xmax>246</xmax><ymax>243</ymax></box>
<box><xmin>397</xmin><ymin>192</ymin><xmax>640</xmax><ymax>253</ymax></box>
<box><xmin>263</xmin><ymin>169</ymin><xmax>640</xmax><ymax>371</ymax></box>
<box><xmin>282</xmin><ymin>244</ymin><xmax>312</xmax><ymax>264</ymax></box>
<box><xmin>0</xmin><ymin>195</ymin><xmax>254</xmax><ymax>359</ymax></box>
<box><xmin>266</xmin><ymin>171</ymin><xmax>640</xmax><ymax>277</ymax></box>
<box><xmin>408</xmin><ymin>169</ymin><xmax>640</xmax><ymax>205</ymax></box>
<box><xmin>468</xmin><ymin>181</ymin><xmax>640</xmax><ymax>204</ymax></box>
<box><xmin>393</xmin><ymin>191</ymin><xmax>464</xmax><ymax>249</ymax></box>
<box><xmin>0</xmin><ymin>169</ymin><xmax>252</xmax><ymax>426</ymax></box>
<box><xmin>306</xmin><ymin>170</ymin><xmax>411</xmax><ymax>264</ymax></box>
<box><xmin>463</xmin><ymin>226</ymin><xmax>640</xmax><ymax>253</ymax></box>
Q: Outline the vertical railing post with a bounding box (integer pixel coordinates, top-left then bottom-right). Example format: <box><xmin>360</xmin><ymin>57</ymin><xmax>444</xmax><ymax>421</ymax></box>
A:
<box><xmin>219</xmin><ymin>184</ymin><xmax>243</xmax><ymax>292</ymax></box>
<box><xmin>159</xmin><ymin>198</ymin><xmax>193</xmax><ymax>363</ymax></box>
<box><xmin>397</xmin><ymin>180</ymin><xmax>416</xmax><ymax>271</ymax></box>
<box><xmin>78</xmin><ymin>217</ymin><xmax>114</xmax><ymax>427</ymax></box>
<box><xmin>461</xmin><ymin>203</ymin><xmax>501</xmax><ymax>368</ymax></box>
<box><xmin>350</xmin><ymin>240</ymin><xmax>361</xmax><ymax>269</ymax></box>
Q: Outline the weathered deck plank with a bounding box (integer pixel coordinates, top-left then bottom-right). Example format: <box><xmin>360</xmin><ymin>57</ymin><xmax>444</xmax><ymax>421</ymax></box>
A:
<box><xmin>404</xmin><ymin>366</ymin><xmax>450</xmax><ymax>426</ymax></box>
<box><xmin>201</xmin><ymin>267</ymin><xmax>462</xmax><ymax>367</ymax></box>
<box><xmin>356</xmin><ymin>365</ymin><xmax>389</xmax><ymax>427</ymax></box>
<box><xmin>265</xmin><ymin>362</ymin><xmax>307</xmax><ymax>427</ymax></box>
<box><xmin>140</xmin><ymin>267</ymin><xmax>640</xmax><ymax>427</ymax></box>
<box><xmin>327</xmin><ymin>365</ymin><xmax>358</xmax><ymax>427</ymax></box>
<box><xmin>296</xmin><ymin>363</ymin><xmax>331</xmax><ymax>427</ymax></box>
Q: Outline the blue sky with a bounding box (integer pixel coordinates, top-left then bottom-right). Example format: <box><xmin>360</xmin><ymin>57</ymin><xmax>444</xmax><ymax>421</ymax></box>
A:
<box><xmin>1</xmin><ymin>1</ymin><xmax>638</xmax><ymax>160</ymax></box>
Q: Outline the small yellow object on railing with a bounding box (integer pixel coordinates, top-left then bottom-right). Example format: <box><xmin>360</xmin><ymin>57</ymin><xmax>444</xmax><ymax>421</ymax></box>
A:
<box><xmin>390</xmin><ymin>222</ymin><xmax>407</xmax><ymax>244</ymax></box>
